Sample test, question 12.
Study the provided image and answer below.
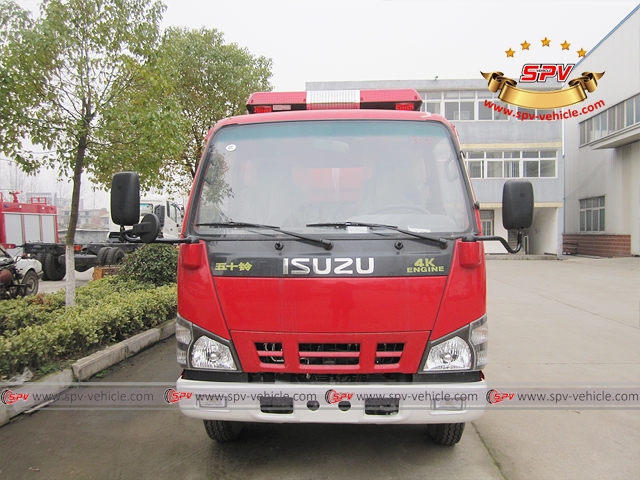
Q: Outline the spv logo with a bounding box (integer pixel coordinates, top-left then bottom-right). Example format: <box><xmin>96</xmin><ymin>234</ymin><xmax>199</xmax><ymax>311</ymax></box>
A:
<box><xmin>164</xmin><ymin>388</ymin><xmax>193</xmax><ymax>404</ymax></box>
<box><xmin>486</xmin><ymin>389</ymin><xmax>515</xmax><ymax>404</ymax></box>
<box><xmin>0</xmin><ymin>389</ymin><xmax>31</xmax><ymax>405</ymax></box>
<box><xmin>325</xmin><ymin>389</ymin><xmax>354</xmax><ymax>404</ymax></box>
<box><xmin>520</xmin><ymin>64</ymin><xmax>575</xmax><ymax>83</ymax></box>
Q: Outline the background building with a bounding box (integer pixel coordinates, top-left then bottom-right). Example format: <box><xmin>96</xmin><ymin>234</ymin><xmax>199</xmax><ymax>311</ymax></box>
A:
<box><xmin>563</xmin><ymin>5</ymin><xmax>640</xmax><ymax>257</ymax></box>
<box><xmin>307</xmin><ymin>79</ymin><xmax>563</xmax><ymax>255</ymax></box>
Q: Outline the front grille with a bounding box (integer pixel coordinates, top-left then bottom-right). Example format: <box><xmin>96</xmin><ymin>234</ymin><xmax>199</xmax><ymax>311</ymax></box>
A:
<box><xmin>375</xmin><ymin>343</ymin><xmax>404</xmax><ymax>365</ymax></box>
<box><xmin>299</xmin><ymin>343</ymin><xmax>360</xmax><ymax>366</ymax></box>
<box><xmin>255</xmin><ymin>342</ymin><xmax>284</xmax><ymax>364</ymax></box>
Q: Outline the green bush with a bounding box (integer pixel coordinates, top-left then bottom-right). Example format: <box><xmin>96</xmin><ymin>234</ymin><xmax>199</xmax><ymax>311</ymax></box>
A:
<box><xmin>117</xmin><ymin>244</ymin><xmax>179</xmax><ymax>286</ymax></box>
<box><xmin>0</xmin><ymin>277</ymin><xmax>177</xmax><ymax>378</ymax></box>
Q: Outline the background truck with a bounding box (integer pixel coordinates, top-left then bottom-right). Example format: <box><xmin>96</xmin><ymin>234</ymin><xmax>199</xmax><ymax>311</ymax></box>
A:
<box><xmin>110</xmin><ymin>89</ymin><xmax>533</xmax><ymax>445</ymax></box>
<box><xmin>0</xmin><ymin>193</ymin><xmax>183</xmax><ymax>280</ymax></box>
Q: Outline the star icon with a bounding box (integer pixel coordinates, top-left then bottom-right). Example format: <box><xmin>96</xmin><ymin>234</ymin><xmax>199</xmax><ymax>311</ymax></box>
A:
<box><xmin>577</xmin><ymin>48</ymin><xmax>587</xmax><ymax>57</ymax></box>
<box><xmin>541</xmin><ymin>37</ymin><xmax>551</xmax><ymax>47</ymax></box>
<box><xmin>521</xmin><ymin>40</ymin><xmax>531</xmax><ymax>50</ymax></box>
<box><xmin>561</xmin><ymin>40</ymin><xmax>571</xmax><ymax>50</ymax></box>
<box><xmin>506</xmin><ymin>48</ymin><xmax>515</xmax><ymax>58</ymax></box>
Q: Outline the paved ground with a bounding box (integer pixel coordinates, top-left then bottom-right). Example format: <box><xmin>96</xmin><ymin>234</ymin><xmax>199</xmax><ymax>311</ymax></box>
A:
<box><xmin>0</xmin><ymin>257</ymin><xmax>638</xmax><ymax>479</ymax></box>
<box><xmin>38</xmin><ymin>268</ymin><xmax>95</xmax><ymax>294</ymax></box>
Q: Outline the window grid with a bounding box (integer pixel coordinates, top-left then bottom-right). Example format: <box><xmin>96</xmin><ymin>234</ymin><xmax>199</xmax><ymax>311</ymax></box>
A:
<box><xmin>464</xmin><ymin>150</ymin><xmax>557</xmax><ymax>179</ymax></box>
<box><xmin>479</xmin><ymin>210</ymin><xmax>494</xmax><ymax>236</ymax></box>
<box><xmin>579</xmin><ymin>93</ymin><xmax>640</xmax><ymax>145</ymax></box>
<box><xmin>579</xmin><ymin>196</ymin><xmax>605</xmax><ymax>232</ymax></box>
<box><xmin>417</xmin><ymin>90</ymin><xmax>510</xmax><ymax>122</ymax></box>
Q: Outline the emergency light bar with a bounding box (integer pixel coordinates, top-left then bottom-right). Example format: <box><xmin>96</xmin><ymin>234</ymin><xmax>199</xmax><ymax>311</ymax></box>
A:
<box><xmin>246</xmin><ymin>89</ymin><xmax>423</xmax><ymax>113</ymax></box>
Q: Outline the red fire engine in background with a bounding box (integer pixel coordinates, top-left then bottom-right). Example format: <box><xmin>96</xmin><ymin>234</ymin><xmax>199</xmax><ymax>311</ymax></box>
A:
<box><xmin>110</xmin><ymin>89</ymin><xmax>533</xmax><ymax>445</ymax></box>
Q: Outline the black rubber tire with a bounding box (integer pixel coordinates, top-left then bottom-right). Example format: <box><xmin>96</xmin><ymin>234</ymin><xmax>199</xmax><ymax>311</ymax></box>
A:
<box><xmin>104</xmin><ymin>247</ymin><xmax>117</xmax><ymax>266</ymax></box>
<box><xmin>111</xmin><ymin>247</ymin><xmax>126</xmax><ymax>265</ymax></box>
<box><xmin>21</xmin><ymin>270</ymin><xmax>39</xmax><ymax>296</ymax></box>
<box><xmin>203</xmin><ymin>420</ymin><xmax>243</xmax><ymax>442</ymax></box>
<box><xmin>44</xmin><ymin>253</ymin><xmax>65</xmax><ymax>281</ymax></box>
<box><xmin>35</xmin><ymin>253</ymin><xmax>48</xmax><ymax>280</ymax></box>
<box><xmin>97</xmin><ymin>247</ymin><xmax>110</xmax><ymax>266</ymax></box>
<box><xmin>427</xmin><ymin>423</ymin><xmax>466</xmax><ymax>446</ymax></box>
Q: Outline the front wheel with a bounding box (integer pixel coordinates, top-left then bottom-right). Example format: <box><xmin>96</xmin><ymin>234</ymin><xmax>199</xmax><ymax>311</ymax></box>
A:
<box><xmin>203</xmin><ymin>420</ymin><xmax>244</xmax><ymax>442</ymax></box>
<box><xmin>21</xmin><ymin>270</ymin><xmax>39</xmax><ymax>296</ymax></box>
<box><xmin>427</xmin><ymin>423</ymin><xmax>466</xmax><ymax>446</ymax></box>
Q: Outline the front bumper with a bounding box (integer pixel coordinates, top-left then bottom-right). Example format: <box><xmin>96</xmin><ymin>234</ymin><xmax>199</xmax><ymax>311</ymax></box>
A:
<box><xmin>176</xmin><ymin>377</ymin><xmax>487</xmax><ymax>424</ymax></box>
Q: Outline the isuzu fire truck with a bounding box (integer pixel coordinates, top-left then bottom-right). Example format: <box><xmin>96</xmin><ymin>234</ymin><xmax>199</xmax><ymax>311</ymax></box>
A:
<box><xmin>110</xmin><ymin>89</ymin><xmax>533</xmax><ymax>445</ymax></box>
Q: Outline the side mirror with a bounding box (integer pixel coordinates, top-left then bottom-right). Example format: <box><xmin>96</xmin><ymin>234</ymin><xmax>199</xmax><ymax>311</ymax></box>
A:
<box><xmin>502</xmin><ymin>180</ymin><xmax>534</xmax><ymax>230</ymax></box>
<box><xmin>154</xmin><ymin>205</ymin><xmax>166</xmax><ymax>227</ymax></box>
<box><xmin>111</xmin><ymin>172</ymin><xmax>140</xmax><ymax>226</ymax></box>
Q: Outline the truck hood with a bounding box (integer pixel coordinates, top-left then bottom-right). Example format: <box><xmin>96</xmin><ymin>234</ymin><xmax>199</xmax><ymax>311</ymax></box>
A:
<box><xmin>214</xmin><ymin>276</ymin><xmax>447</xmax><ymax>333</ymax></box>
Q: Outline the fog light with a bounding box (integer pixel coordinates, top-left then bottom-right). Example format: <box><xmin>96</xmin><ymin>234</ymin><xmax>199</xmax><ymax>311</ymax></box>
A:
<box><xmin>432</xmin><ymin>398</ymin><xmax>465</xmax><ymax>411</ymax></box>
<box><xmin>198</xmin><ymin>396</ymin><xmax>227</xmax><ymax>408</ymax></box>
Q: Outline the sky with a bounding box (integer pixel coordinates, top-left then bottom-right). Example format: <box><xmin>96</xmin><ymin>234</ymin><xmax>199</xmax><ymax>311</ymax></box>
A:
<box><xmin>6</xmin><ymin>0</ymin><xmax>640</xmax><ymax>206</ymax></box>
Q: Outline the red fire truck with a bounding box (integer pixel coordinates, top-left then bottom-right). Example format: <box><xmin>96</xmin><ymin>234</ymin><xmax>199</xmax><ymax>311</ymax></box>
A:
<box><xmin>0</xmin><ymin>192</ymin><xmax>58</xmax><ymax>256</ymax></box>
<box><xmin>111</xmin><ymin>89</ymin><xmax>533</xmax><ymax>445</ymax></box>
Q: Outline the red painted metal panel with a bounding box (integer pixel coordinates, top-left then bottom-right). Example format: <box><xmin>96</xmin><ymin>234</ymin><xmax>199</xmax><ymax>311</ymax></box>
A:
<box><xmin>431</xmin><ymin>239</ymin><xmax>486</xmax><ymax>340</ymax></box>
<box><xmin>177</xmin><ymin>241</ymin><xmax>230</xmax><ymax>338</ymax></box>
<box><xmin>214</xmin><ymin>276</ymin><xmax>446</xmax><ymax>334</ymax></box>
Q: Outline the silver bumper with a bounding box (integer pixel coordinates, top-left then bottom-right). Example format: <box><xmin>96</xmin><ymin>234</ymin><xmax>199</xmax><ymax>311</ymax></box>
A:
<box><xmin>176</xmin><ymin>378</ymin><xmax>487</xmax><ymax>424</ymax></box>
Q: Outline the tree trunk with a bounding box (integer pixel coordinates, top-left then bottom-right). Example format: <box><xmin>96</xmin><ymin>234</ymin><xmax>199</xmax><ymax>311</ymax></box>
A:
<box><xmin>64</xmin><ymin>133</ymin><xmax>87</xmax><ymax>307</ymax></box>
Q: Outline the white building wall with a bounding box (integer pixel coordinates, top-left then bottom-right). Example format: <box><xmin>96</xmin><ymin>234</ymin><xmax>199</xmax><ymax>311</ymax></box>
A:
<box><xmin>564</xmin><ymin>6</ymin><xmax>640</xmax><ymax>254</ymax></box>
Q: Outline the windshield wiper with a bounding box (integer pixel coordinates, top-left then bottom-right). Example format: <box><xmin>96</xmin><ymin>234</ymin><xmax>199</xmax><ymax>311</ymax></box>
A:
<box><xmin>306</xmin><ymin>222</ymin><xmax>449</xmax><ymax>249</ymax></box>
<box><xmin>195</xmin><ymin>221</ymin><xmax>333</xmax><ymax>250</ymax></box>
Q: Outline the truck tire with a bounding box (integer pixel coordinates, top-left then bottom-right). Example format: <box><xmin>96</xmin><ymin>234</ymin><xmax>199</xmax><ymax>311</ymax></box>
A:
<box><xmin>21</xmin><ymin>270</ymin><xmax>39</xmax><ymax>296</ymax></box>
<box><xmin>203</xmin><ymin>420</ymin><xmax>243</xmax><ymax>442</ymax></box>
<box><xmin>105</xmin><ymin>247</ymin><xmax>126</xmax><ymax>265</ymax></box>
<box><xmin>112</xmin><ymin>247</ymin><xmax>126</xmax><ymax>264</ymax></box>
<box><xmin>35</xmin><ymin>253</ymin><xmax>48</xmax><ymax>280</ymax></box>
<box><xmin>427</xmin><ymin>423</ymin><xmax>466</xmax><ymax>446</ymax></box>
<box><xmin>97</xmin><ymin>247</ymin><xmax>110</xmax><ymax>266</ymax></box>
<box><xmin>44</xmin><ymin>253</ymin><xmax>65</xmax><ymax>281</ymax></box>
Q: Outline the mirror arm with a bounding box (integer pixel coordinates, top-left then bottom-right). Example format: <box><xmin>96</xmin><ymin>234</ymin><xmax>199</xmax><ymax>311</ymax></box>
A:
<box><xmin>463</xmin><ymin>230</ymin><xmax>523</xmax><ymax>254</ymax></box>
<box><xmin>120</xmin><ymin>231</ymin><xmax>198</xmax><ymax>245</ymax></box>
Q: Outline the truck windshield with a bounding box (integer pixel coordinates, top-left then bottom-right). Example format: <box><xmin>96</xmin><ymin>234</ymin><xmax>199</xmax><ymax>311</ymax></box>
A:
<box><xmin>192</xmin><ymin>120</ymin><xmax>473</xmax><ymax>237</ymax></box>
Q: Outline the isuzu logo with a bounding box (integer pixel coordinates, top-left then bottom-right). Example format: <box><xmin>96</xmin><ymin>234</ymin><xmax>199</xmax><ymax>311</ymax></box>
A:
<box><xmin>283</xmin><ymin>257</ymin><xmax>374</xmax><ymax>275</ymax></box>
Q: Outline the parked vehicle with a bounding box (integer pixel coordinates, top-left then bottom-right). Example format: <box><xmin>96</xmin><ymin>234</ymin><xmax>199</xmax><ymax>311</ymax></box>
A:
<box><xmin>0</xmin><ymin>244</ymin><xmax>42</xmax><ymax>300</ymax></box>
<box><xmin>110</xmin><ymin>89</ymin><xmax>534</xmax><ymax>445</ymax></box>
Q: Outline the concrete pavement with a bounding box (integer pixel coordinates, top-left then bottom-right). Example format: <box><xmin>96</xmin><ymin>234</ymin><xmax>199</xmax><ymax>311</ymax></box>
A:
<box><xmin>0</xmin><ymin>257</ymin><xmax>638</xmax><ymax>479</ymax></box>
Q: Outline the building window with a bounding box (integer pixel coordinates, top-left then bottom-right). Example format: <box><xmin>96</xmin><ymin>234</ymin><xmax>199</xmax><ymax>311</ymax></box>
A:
<box><xmin>464</xmin><ymin>150</ymin><xmax>556</xmax><ymax>179</ymax></box>
<box><xmin>480</xmin><ymin>210</ymin><xmax>494</xmax><ymax>236</ymax></box>
<box><xmin>579</xmin><ymin>196</ymin><xmax>605</xmax><ymax>232</ymax></box>
<box><xmin>419</xmin><ymin>90</ymin><xmax>508</xmax><ymax>121</ymax></box>
<box><xmin>579</xmin><ymin>93</ymin><xmax>640</xmax><ymax>145</ymax></box>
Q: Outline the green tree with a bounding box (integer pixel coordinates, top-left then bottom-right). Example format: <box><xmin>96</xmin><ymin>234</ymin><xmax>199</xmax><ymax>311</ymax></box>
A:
<box><xmin>158</xmin><ymin>27</ymin><xmax>273</xmax><ymax>188</ymax></box>
<box><xmin>0</xmin><ymin>0</ymin><xmax>183</xmax><ymax>305</ymax></box>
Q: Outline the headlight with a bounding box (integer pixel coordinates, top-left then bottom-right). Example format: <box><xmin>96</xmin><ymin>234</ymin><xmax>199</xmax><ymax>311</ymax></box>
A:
<box><xmin>191</xmin><ymin>336</ymin><xmax>237</xmax><ymax>370</ymax></box>
<box><xmin>425</xmin><ymin>336</ymin><xmax>472</xmax><ymax>371</ymax></box>
<box><xmin>423</xmin><ymin>316</ymin><xmax>488</xmax><ymax>372</ymax></box>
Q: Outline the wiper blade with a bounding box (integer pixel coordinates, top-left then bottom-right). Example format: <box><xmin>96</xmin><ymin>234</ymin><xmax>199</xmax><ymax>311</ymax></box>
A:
<box><xmin>195</xmin><ymin>222</ymin><xmax>332</xmax><ymax>250</ymax></box>
<box><xmin>306</xmin><ymin>222</ymin><xmax>449</xmax><ymax>249</ymax></box>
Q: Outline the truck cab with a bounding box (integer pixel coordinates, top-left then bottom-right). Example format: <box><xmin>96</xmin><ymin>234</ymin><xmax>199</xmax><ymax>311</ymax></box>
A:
<box><xmin>111</xmin><ymin>89</ymin><xmax>533</xmax><ymax>445</ymax></box>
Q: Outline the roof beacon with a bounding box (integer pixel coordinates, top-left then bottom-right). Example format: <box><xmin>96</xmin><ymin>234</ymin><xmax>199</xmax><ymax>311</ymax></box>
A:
<box><xmin>246</xmin><ymin>89</ymin><xmax>423</xmax><ymax>113</ymax></box>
